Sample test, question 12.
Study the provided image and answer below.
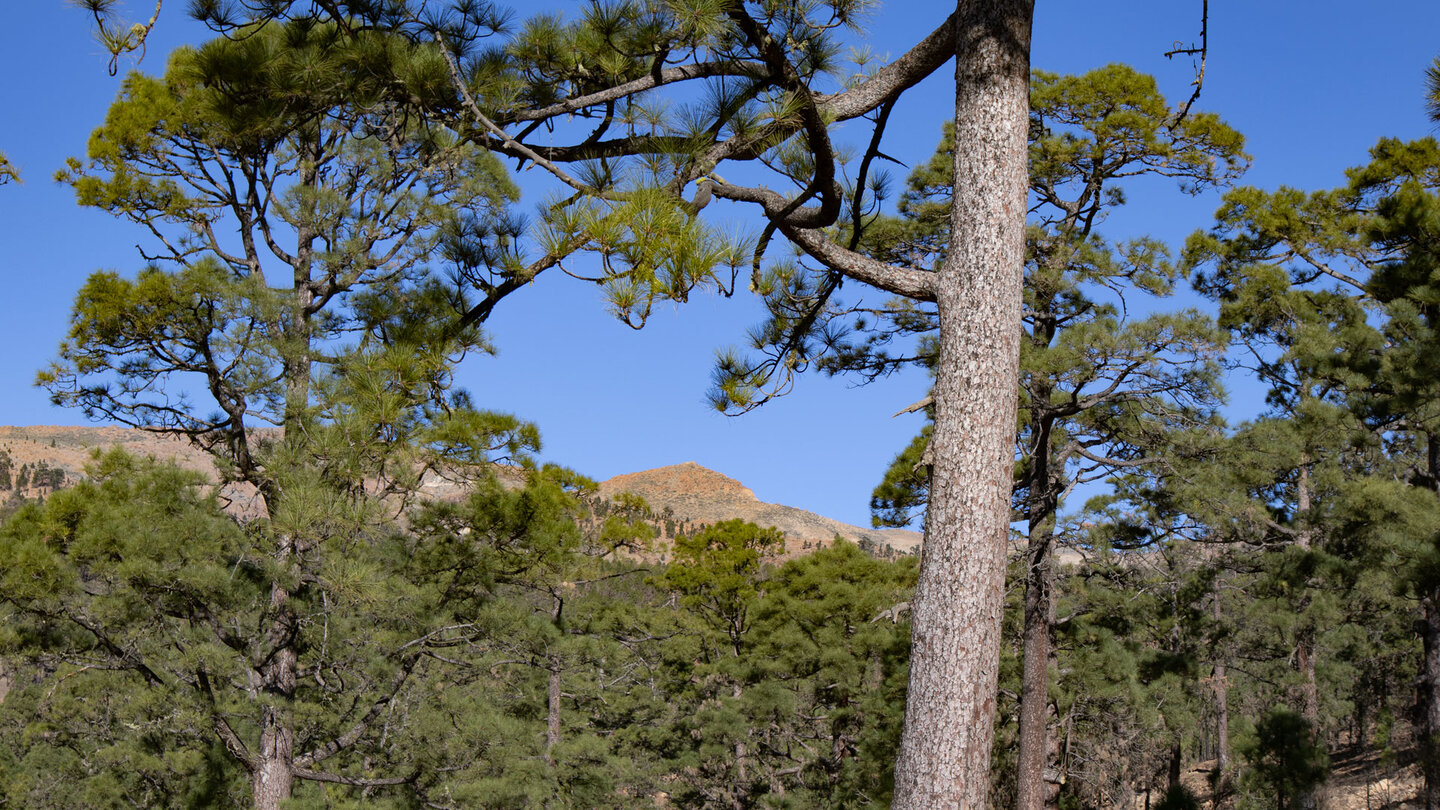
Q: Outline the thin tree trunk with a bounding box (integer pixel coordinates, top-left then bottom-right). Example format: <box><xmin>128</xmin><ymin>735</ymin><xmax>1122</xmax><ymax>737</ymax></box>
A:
<box><xmin>1017</xmin><ymin>497</ymin><xmax>1058</xmax><ymax>809</ymax></box>
<box><xmin>735</xmin><ymin>681</ymin><xmax>749</xmax><ymax>808</ymax></box>
<box><xmin>1213</xmin><ymin>592</ymin><xmax>1231</xmax><ymax>808</ymax></box>
<box><xmin>1044</xmin><ymin>643</ymin><xmax>1062</xmax><ymax>809</ymax></box>
<box><xmin>1297</xmin><ymin>630</ymin><xmax>1320</xmax><ymax>731</ymax></box>
<box><xmin>891</xmin><ymin>2</ymin><xmax>1033</xmax><ymax>807</ymax></box>
<box><xmin>547</xmin><ymin>666</ymin><xmax>562</xmax><ymax>759</ymax></box>
<box><xmin>1168</xmin><ymin>739</ymin><xmax>1182</xmax><ymax>793</ymax></box>
<box><xmin>251</xmin><ymin>132</ymin><xmax>320</xmax><ymax>810</ymax></box>
<box><xmin>547</xmin><ymin>594</ymin><xmax>564</xmax><ymax>765</ymax></box>
<box><xmin>1018</xmin><ymin>211</ymin><xmax>1063</xmax><ymax>810</ymax></box>
<box><xmin>1423</xmin><ymin>432</ymin><xmax>1440</xmax><ymax>810</ymax></box>
<box><xmin>1296</xmin><ymin>461</ymin><xmax>1321</xmax><ymax>728</ymax></box>
<box><xmin>1296</xmin><ymin>633</ymin><xmax>1321</xmax><ymax>810</ymax></box>
<box><xmin>1422</xmin><ymin>594</ymin><xmax>1440</xmax><ymax>810</ymax></box>
<box><xmin>1295</xmin><ymin>458</ymin><xmax>1322</xmax><ymax>810</ymax></box>
<box><xmin>253</xmin><ymin>685</ymin><xmax>296</xmax><ymax>810</ymax></box>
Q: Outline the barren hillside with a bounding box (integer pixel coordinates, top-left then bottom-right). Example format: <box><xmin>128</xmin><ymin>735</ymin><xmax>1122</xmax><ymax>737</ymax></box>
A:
<box><xmin>599</xmin><ymin>461</ymin><xmax>922</xmax><ymax>559</ymax></box>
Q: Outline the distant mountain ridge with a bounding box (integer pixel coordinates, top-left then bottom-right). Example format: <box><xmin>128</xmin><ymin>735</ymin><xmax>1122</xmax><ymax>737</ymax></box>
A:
<box><xmin>0</xmin><ymin>426</ymin><xmax>921</xmax><ymax>559</ymax></box>
<box><xmin>0</xmin><ymin>425</ymin><xmax>206</xmax><ymax>498</ymax></box>
<box><xmin>598</xmin><ymin>461</ymin><xmax>921</xmax><ymax>559</ymax></box>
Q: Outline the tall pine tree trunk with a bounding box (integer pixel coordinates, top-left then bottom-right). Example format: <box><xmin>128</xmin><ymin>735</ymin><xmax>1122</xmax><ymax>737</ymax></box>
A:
<box><xmin>252</xmin><ymin>526</ymin><xmax>300</xmax><ymax>810</ymax></box>
<box><xmin>546</xmin><ymin>667</ymin><xmax>562</xmax><ymax>758</ymax></box>
<box><xmin>1421</xmin><ymin>434</ymin><xmax>1440</xmax><ymax>810</ymax></box>
<box><xmin>1422</xmin><ymin>594</ymin><xmax>1440</xmax><ymax>810</ymax></box>
<box><xmin>547</xmin><ymin>595</ymin><xmax>564</xmax><ymax>766</ymax></box>
<box><xmin>1017</xmin><ymin>412</ymin><xmax>1059</xmax><ymax>810</ymax></box>
<box><xmin>891</xmin><ymin>1</ymin><xmax>1033</xmax><ymax>806</ymax></box>
<box><xmin>1295</xmin><ymin>458</ymin><xmax>1323</xmax><ymax>810</ymax></box>
<box><xmin>734</xmin><ymin>681</ymin><xmax>750</xmax><ymax>808</ymax></box>
<box><xmin>251</xmin><ymin>136</ymin><xmax>320</xmax><ymax>810</ymax></box>
<box><xmin>1212</xmin><ymin>589</ymin><xmax>1231</xmax><ymax>806</ymax></box>
<box><xmin>1168</xmin><ymin>740</ymin><xmax>1183</xmax><ymax>793</ymax></box>
<box><xmin>1016</xmin><ymin>547</ymin><xmax>1058</xmax><ymax>809</ymax></box>
<box><xmin>253</xmin><ymin>435</ymin><xmax>303</xmax><ymax>810</ymax></box>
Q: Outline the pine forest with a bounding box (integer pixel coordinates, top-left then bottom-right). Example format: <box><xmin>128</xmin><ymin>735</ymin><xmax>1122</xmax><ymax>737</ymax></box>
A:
<box><xmin>4</xmin><ymin>2</ymin><xmax>1440</xmax><ymax>808</ymax></box>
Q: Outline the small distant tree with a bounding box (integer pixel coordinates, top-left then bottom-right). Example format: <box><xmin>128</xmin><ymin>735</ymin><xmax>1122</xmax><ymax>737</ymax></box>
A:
<box><xmin>746</xmin><ymin>540</ymin><xmax>917</xmax><ymax>806</ymax></box>
<box><xmin>653</xmin><ymin>531</ymin><xmax>916</xmax><ymax>807</ymax></box>
<box><xmin>1241</xmin><ymin>710</ymin><xmax>1329</xmax><ymax>810</ymax></box>
<box><xmin>664</xmin><ymin>519</ymin><xmax>784</xmax><ymax>659</ymax></box>
<box><xmin>659</xmin><ymin>519</ymin><xmax>782</xmax><ymax>806</ymax></box>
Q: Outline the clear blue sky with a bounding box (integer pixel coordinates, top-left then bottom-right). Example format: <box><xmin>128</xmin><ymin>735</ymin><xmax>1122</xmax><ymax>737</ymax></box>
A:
<box><xmin>2</xmin><ymin>2</ymin><xmax>1437</xmax><ymax>528</ymax></box>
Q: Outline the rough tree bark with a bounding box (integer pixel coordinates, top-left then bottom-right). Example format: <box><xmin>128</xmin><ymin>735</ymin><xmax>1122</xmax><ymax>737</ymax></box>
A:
<box><xmin>253</xmin><ymin>571</ymin><xmax>299</xmax><ymax>810</ymax></box>
<box><xmin>890</xmin><ymin>1</ymin><xmax>1034</xmax><ymax>807</ymax></box>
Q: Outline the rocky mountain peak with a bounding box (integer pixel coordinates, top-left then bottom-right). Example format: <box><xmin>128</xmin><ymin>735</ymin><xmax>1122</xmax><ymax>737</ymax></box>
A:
<box><xmin>598</xmin><ymin>460</ymin><xmax>920</xmax><ymax>560</ymax></box>
<box><xmin>598</xmin><ymin>461</ymin><xmax>758</xmax><ymax>507</ymax></box>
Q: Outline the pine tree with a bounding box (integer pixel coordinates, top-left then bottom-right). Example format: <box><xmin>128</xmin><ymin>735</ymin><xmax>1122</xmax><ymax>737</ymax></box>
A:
<box><xmin>645</xmin><ymin>533</ymin><xmax>917</xmax><ymax>807</ymax></box>
<box><xmin>21</xmin><ymin>23</ymin><xmax>559</xmax><ymax>810</ymax></box>
<box><xmin>1353</xmin><ymin>137</ymin><xmax>1440</xmax><ymax>809</ymax></box>
<box><xmin>1185</xmin><ymin>133</ymin><xmax>1440</xmax><ymax>808</ymax></box>
<box><xmin>655</xmin><ymin>519</ymin><xmax>783</xmax><ymax>806</ymax></box>
<box><xmin>762</xmin><ymin>64</ymin><xmax>1244</xmax><ymax>807</ymax></box>
<box><xmin>742</xmin><ymin>539</ymin><xmax>916</xmax><ymax>806</ymax></box>
<box><xmin>72</xmin><ymin>4</ymin><xmax>1224</xmax><ymax>803</ymax></box>
<box><xmin>1242</xmin><ymin>710</ymin><xmax>1330</xmax><ymax>810</ymax></box>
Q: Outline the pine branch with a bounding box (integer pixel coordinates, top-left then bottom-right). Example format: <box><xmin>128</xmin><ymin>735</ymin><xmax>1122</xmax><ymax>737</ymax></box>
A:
<box><xmin>710</xmin><ymin>179</ymin><xmax>937</xmax><ymax>300</ymax></box>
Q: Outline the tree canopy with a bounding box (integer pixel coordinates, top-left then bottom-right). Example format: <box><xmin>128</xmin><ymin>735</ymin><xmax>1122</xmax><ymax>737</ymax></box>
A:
<box><xmin>17</xmin><ymin>3</ymin><xmax>1440</xmax><ymax>809</ymax></box>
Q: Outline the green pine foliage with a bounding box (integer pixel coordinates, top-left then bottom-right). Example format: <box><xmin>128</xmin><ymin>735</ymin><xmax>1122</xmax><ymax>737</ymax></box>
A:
<box><xmin>14</xmin><ymin>20</ymin><xmax>567</xmax><ymax>809</ymax></box>
<box><xmin>24</xmin><ymin>4</ymin><xmax>1440</xmax><ymax>805</ymax></box>
<box><xmin>651</xmin><ymin>532</ymin><xmax>916</xmax><ymax>808</ymax></box>
<box><xmin>844</xmin><ymin>64</ymin><xmax>1245</xmax><ymax>532</ymax></box>
<box><xmin>0</xmin><ymin>452</ymin><xmax>254</xmax><ymax>808</ymax></box>
<box><xmin>1239</xmin><ymin>710</ymin><xmax>1330</xmax><ymax>810</ymax></box>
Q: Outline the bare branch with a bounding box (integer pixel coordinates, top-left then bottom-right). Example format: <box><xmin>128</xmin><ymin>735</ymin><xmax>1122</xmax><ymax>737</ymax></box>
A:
<box><xmin>894</xmin><ymin>396</ymin><xmax>934</xmax><ymax>418</ymax></box>
<box><xmin>294</xmin><ymin>768</ymin><xmax>414</xmax><ymax>787</ymax></box>
<box><xmin>711</xmin><ymin>180</ymin><xmax>936</xmax><ymax>300</ymax></box>
<box><xmin>1164</xmin><ymin>0</ymin><xmax>1208</xmax><ymax>130</ymax></box>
